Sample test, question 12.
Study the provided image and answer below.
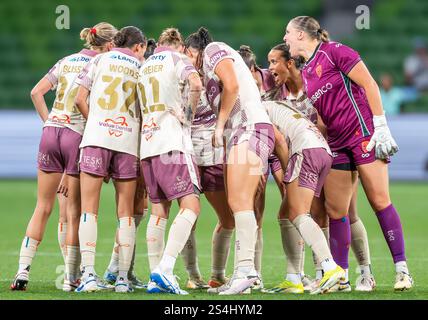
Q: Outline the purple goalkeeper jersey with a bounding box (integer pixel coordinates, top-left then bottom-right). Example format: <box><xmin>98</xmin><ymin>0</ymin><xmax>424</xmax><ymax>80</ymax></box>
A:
<box><xmin>301</xmin><ymin>41</ymin><xmax>374</xmax><ymax>151</ymax></box>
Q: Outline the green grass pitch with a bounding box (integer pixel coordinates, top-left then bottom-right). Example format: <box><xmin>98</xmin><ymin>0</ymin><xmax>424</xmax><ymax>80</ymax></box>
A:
<box><xmin>0</xmin><ymin>180</ymin><xmax>427</xmax><ymax>300</ymax></box>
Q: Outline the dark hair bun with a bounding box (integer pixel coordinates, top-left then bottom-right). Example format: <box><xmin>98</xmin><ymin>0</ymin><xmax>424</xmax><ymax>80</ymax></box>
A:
<box><xmin>239</xmin><ymin>45</ymin><xmax>252</xmax><ymax>53</ymax></box>
<box><xmin>113</xmin><ymin>31</ymin><xmax>127</xmax><ymax>47</ymax></box>
<box><xmin>197</xmin><ymin>27</ymin><xmax>213</xmax><ymax>46</ymax></box>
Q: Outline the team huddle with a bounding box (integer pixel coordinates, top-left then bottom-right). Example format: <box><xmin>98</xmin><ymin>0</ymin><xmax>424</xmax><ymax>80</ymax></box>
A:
<box><xmin>10</xmin><ymin>15</ymin><xmax>414</xmax><ymax>295</ymax></box>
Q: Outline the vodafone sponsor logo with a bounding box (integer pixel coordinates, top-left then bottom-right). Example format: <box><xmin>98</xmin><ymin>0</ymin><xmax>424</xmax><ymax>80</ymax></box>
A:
<box><xmin>310</xmin><ymin>82</ymin><xmax>333</xmax><ymax>104</ymax></box>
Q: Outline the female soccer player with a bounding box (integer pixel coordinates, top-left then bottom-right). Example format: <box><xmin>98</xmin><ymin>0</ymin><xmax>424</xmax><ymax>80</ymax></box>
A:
<box><xmin>185</xmin><ymin>27</ymin><xmax>275</xmax><ymax>295</ymax></box>
<box><xmin>139</xmin><ymin>28</ymin><xmax>203</xmax><ymax>295</ymax></box>
<box><xmin>74</xmin><ymin>26</ymin><xmax>147</xmax><ymax>293</ymax></box>
<box><xmin>10</xmin><ymin>23</ymin><xmax>117</xmax><ymax>292</ymax></box>
<box><xmin>284</xmin><ymin>16</ymin><xmax>413</xmax><ymax>291</ymax></box>
<box><xmin>268</xmin><ymin>42</ymin><xmax>376</xmax><ymax>292</ymax></box>
<box><xmin>263</xmin><ymin>100</ymin><xmax>346</xmax><ymax>294</ymax></box>
<box><xmin>191</xmin><ymin>91</ymin><xmax>234</xmax><ymax>290</ymax></box>
<box><xmin>103</xmin><ymin>38</ymin><xmax>158</xmax><ymax>290</ymax></box>
<box><xmin>237</xmin><ymin>45</ymin><xmax>285</xmax><ymax>291</ymax></box>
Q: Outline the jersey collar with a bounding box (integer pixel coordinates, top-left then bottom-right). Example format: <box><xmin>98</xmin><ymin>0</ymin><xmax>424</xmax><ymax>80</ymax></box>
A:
<box><xmin>304</xmin><ymin>42</ymin><xmax>322</xmax><ymax>68</ymax></box>
<box><xmin>154</xmin><ymin>46</ymin><xmax>174</xmax><ymax>54</ymax></box>
<box><xmin>79</xmin><ymin>49</ymin><xmax>98</xmax><ymax>57</ymax></box>
<box><xmin>112</xmin><ymin>47</ymin><xmax>137</xmax><ymax>58</ymax></box>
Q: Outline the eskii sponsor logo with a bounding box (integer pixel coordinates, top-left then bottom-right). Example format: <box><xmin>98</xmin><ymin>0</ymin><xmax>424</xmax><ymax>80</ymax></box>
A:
<box><xmin>310</xmin><ymin>82</ymin><xmax>333</xmax><ymax>104</ymax></box>
<box><xmin>109</xmin><ymin>53</ymin><xmax>141</xmax><ymax>68</ymax></box>
<box><xmin>82</xmin><ymin>155</ymin><xmax>102</xmax><ymax>169</ymax></box>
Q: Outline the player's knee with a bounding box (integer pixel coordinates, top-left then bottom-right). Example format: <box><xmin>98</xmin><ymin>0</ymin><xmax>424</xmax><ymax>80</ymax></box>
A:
<box><xmin>369</xmin><ymin>196</ymin><xmax>391</xmax><ymax>213</ymax></box>
<box><xmin>35</xmin><ymin>202</ymin><xmax>54</xmax><ymax>218</ymax></box>
<box><xmin>325</xmin><ymin>202</ymin><xmax>347</xmax><ymax>220</ymax></box>
<box><xmin>227</xmin><ymin>193</ymin><xmax>252</xmax><ymax>213</ymax></box>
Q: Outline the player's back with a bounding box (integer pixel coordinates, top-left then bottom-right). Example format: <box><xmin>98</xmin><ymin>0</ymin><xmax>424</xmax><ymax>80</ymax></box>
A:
<box><xmin>202</xmin><ymin>42</ymin><xmax>270</xmax><ymax>132</ymax></box>
<box><xmin>139</xmin><ymin>47</ymin><xmax>194</xmax><ymax>159</ymax></box>
<box><xmin>263</xmin><ymin>100</ymin><xmax>330</xmax><ymax>156</ymax></box>
<box><xmin>45</xmin><ymin>49</ymin><xmax>97</xmax><ymax>134</ymax></box>
<box><xmin>79</xmin><ymin>48</ymin><xmax>142</xmax><ymax>156</ymax></box>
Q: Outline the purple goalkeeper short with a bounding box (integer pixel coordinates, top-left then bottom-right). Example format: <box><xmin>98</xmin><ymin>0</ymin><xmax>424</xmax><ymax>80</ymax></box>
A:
<box><xmin>199</xmin><ymin>164</ymin><xmax>225</xmax><ymax>192</ymax></box>
<box><xmin>227</xmin><ymin>123</ymin><xmax>275</xmax><ymax>176</ymax></box>
<box><xmin>331</xmin><ymin>136</ymin><xmax>389</xmax><ymax>170</ymax></box>
<box><xmin>141</xmin><ymin>151</ymin><xmax>201</xmax><ymax>203</ymax></box>
<box><xmin>283</xmin><ymin>148</ymin><xmax>332</xmax><ymax>198</ymax></box>
<box><xmin>79</xmin><ymin>146</ymin><xmax>140</xmax><ymax>179</ymax></box>
<box><xmin>37</xmin><ymin>126</ymin><xmax>82</xmax><ymax>175</ymax></box>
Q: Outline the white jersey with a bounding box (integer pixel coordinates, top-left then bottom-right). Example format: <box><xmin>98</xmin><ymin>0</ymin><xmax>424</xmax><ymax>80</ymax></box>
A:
<box><xmin>263</xmin><ymin>101</ymin><xmax>331</xmax><ymax>157</ymax></box>
<box><xmin>286</xmin><ymin>90</ymin><xmax>318</xmax><ymax>125</ymax></box>
<box><xmin>191</xmin><ymin>91</ymin><xmax>223</xmax><ymax>166</ymax></box>
<box><xmin>202</xmin><ymin>42</ymin><xmax>271</xmax><ymax>139</ymax></box>
<box><xmin>44</xmin><ymin>49</ymin><xmax>97</xmax><ymax>135</ymax></box>
<box><xmin>76</xmin><ymin>48</ymin><xmax>141</xmax><ymax>156</ymax></box>
<box><xmin>138</xmin><ymin>46</ymin><xmax>198</xmax><ymax>159</ymax></box>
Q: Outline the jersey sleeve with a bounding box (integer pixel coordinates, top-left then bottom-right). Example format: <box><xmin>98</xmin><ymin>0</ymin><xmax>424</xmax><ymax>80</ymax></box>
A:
<box><xmin>329</xmin><ymin>42</ymin><xmax>361</xmax><ymax>75</ymax></box>
<box><xmin>44</xmin><ymin>58</ymin><xmax>64</xmax><ymax>90</ymax></box>
<box><xmin>204</xmin><ymin>42</ymin><xmax>235</xmax><ymax>73</ymax></box>
<box><xmin>75</xmin><ymin>55</ymin><xmax>101</xmax><ymax>90</ymax></box>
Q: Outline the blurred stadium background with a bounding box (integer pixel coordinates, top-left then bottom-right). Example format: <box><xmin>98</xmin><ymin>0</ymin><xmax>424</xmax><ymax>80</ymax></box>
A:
<box><xmin>0</xmin><ymin>0</ymin><xmax>428</xmax><ymax>179</ymax></box>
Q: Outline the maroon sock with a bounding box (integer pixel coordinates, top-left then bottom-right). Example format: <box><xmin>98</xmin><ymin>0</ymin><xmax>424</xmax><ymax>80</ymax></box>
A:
<box><xmin>376</xmin><ymin>204</ymin><xmax>406</xmax><ymax>263</ymax></box>
<box><xmin>329</xmin><ymin>215</ymin><xmax>351</xmax><ymax>269</ymax></box>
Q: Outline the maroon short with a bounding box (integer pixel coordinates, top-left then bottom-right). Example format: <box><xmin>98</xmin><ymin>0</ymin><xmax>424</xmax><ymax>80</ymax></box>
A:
<box><xmin>79</xmin><ymin>146</ymin><xmax>139</xmax><ymax>179</ymax></box>
<box><xmin>199</xmin><ymin>164</ymin><xmax>225</xmax><ymax>192</ymax></box>
<box><xmin>283</xmin><ymin>148</ymin><xmax>332</xmax><ymax>197</ymax></box>
<box><xmin>331</xmin><ymin>137</ymin><xmax>389</xmax><ymax>170</ymax></box>
<box><xmin>38</xmin><ymin>126</ymin><xmax>82</xmax><ymax>175</ymax></box>
<box><xmin>227</xmin><ymin>123</ymin><xmax>275</xmax><ymax>176</ymax></box>
<box><xmin>269</xmin><ymin>154</ymin><xmax>282</xmax><ymax>174</ymax></box>
<box><xmin>141</xmin><ymin>152</ymin><xmax>201</xmax><ymax>203</ymax></box>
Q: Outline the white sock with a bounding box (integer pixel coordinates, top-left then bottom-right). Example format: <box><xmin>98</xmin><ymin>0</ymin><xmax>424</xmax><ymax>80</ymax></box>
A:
<box><xmin>395</xmin><ymin>261</ymin><xmax>409</xmax><ymax>274</ymax></box>
<box><xmin>254</xmin><ymin>228</ymin><xmax>263</xmax><ymax>275</ymax></box>
<box><xmin>292</xmin><ymin>214</ymin><xmax>334</xmax><ymax>271</ymax></box>
<box><xmin>79</xmin><ymin>213</ymin><xmax>97</xmax><ymax>277</ymax></box>
<box><xmin>65</xmin><ymin>245</ymin><xmax>80</xmax><ymax>282</ymax></box>
<box><xmin>211</xmin><ymin>225</ymin><xmax>233</xmax><ymax>280</ymax></box>
<box><xmin>146</xmin><ymin>215</ymin><xmax>167</xmax><ymax>272</ymax></box>
<box><xmin>159</xmin><ymin>254</ymin><xmax>177</xmax><ymax>275</ymax></box>
<box><xmin>286</xmin><ymin>273</ymin><xmax>302</xmax><ymax>285</ymax></box>
<box><xmin>344</xmin><ymin>269</ymin><xmax>349</xmax><ymax>282</ymax></box>
<box><xmin>360</xmin><ymin>264</ymin><xmax>372</xmax><ymax>276</ymax></box>
<box><xmin>18</xmin><ymin>236</ymin><xmax>40</xmax><ymax>272</ymax></box>
<box><xmin>161</xmin><ymin>209</ymin><xmax>198</xmax><ymax>274</ymax></box>
<box><xmin>320</xmin><ymin>258</ymin><xmax>337</xmax><ymax>273</ymax></box>
<box><xmin>181</xmin><ymin>229</ymin><xmax>201</xmax><ymax>279</ymax></box>
<box><xmin>58</xmin><ymin>223</ymin><xmax>67</xmax><ymax>265</ymax></box>
<box><xmin>315</xmin><ymin>270</ymin><xmax>323</xmax><ymax>280</ymax></box>
<box><xmin>234</xmin><ymin>210</ymin><xmax>257</xmax><ymax>272</ymax></box>
<box><xmin>107</xmin><ymin>229</ymin><xmax>120</xmax><ymax>273</ymax></box>
<box><xmin>118</xmin><ymin>217</ymin><xmax>136</xmax><ymax>281</ymax></box>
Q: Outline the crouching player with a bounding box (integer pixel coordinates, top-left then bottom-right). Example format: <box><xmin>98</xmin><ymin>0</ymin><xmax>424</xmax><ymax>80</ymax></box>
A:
<box><xmin>263</xmin><ymin>101</ymin><xmax>345</xmax><ymax>294</ymax></box>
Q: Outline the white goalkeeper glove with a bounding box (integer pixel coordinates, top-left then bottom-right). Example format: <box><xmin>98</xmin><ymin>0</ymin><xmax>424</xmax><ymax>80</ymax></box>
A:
<box><xmin>366</xmin><ymin>114</ymin><xmax>399</xmax><ymax>159</ymax></box>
